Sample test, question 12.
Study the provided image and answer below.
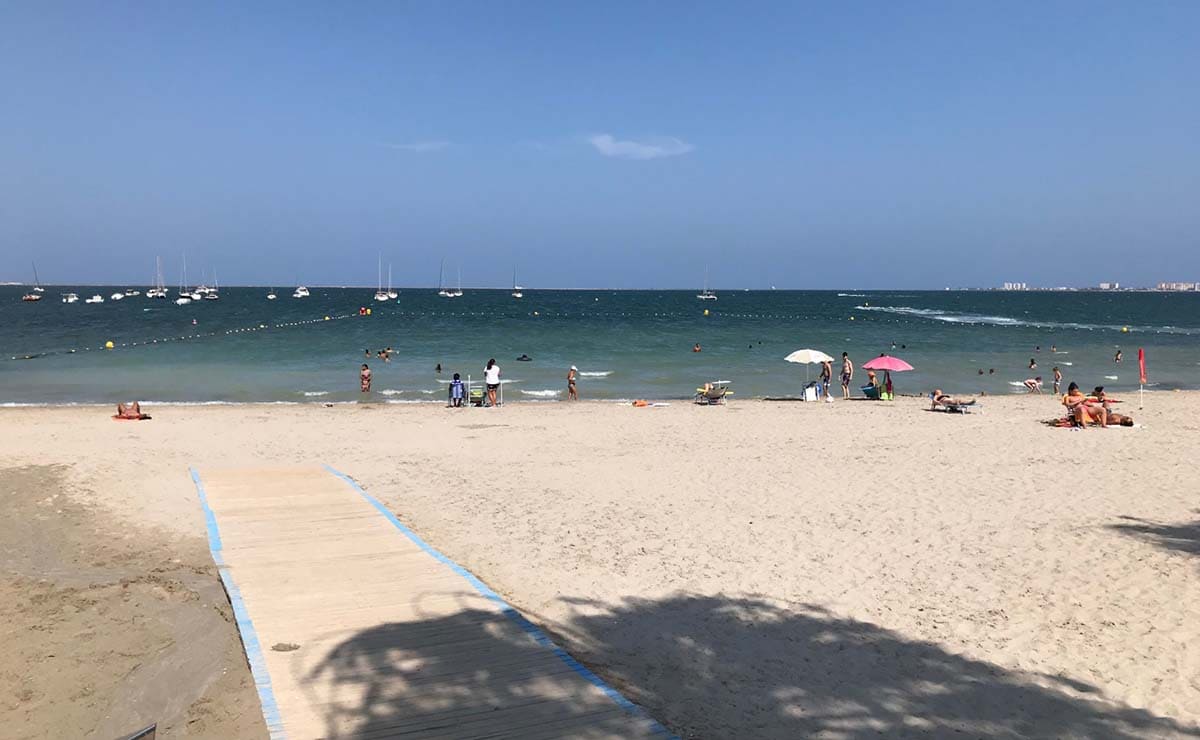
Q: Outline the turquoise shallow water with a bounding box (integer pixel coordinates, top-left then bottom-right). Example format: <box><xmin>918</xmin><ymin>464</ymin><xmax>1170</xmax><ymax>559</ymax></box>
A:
<box><xmin>2</xmin><ymin>286</ymin><xmax>1198</xmax><ymax>403</ymax></box>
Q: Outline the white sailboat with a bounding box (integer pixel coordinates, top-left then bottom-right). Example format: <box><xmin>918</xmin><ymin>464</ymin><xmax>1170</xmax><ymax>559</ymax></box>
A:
<box><xmin>697</xmin><ymin>265</ymin><xmax>718</xmax><ymax>301</ymax></box>
<box><xmin>204</xmin><ymin>270</ymin><xmax>220</xmax><ymax>300</ymax></box>
<box><xmin>511</xmin><ymin>266</ymin><xmax>523</xmax><ymax>299</ymax></box>
<box><xmin>452</xmin><ymin>262</ymin><xmax>464</xmax><ymax>297</ymax></box>
<box><xmin>31</xmin><ymin>262</ymin><xmax>45</xmax><ymax>293</ymax></box>
<box><xmin>437</xmin><ymin>258</ymin><xmax>455</xmax><ymax>298</ymax></box>
<box><xmin>374</xmin><ymin>255</ymin><xmax>390</xmax><ymax>302</ymax></box>
<box><xmin>266</xmin><ymin>288</ymin><xmax>277</xmax><ymax>300</ymax></box>
<box><xmin>176</xmin><ymin>256</ymin><xmax>192</xmax><ymax>304</ymax></box>
<box><xmin>387</xmin><ymin>264</ymin><xmax>398</xmax><ymax>299</ymax></box>
<box><xmin>147</xmin><ymin>257</ymin><xmax>168</xmax><ymax>298</ymax></box>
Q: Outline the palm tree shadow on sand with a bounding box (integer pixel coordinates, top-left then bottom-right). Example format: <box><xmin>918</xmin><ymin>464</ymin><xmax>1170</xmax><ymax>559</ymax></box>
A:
<box><xmin>307</xmin><ymin>594</ymin><xmax>1198</xmax><ymax>738</ymax></box>
<box><xmin>1109</xmin><ymin>512</ymin><xmax>1200</xmax><ymax>557</ymax></box>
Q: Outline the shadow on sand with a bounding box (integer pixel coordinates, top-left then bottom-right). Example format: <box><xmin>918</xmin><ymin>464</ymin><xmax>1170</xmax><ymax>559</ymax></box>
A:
<box><xmin>1109</xmin><ymin>513</ymin><xmax>1200</xmax><ymax>558</ymax></box>
<box><xmin>308</xmin><ymin>594</ymin><xmax>1198</xmax><ymax>739</ymax></box>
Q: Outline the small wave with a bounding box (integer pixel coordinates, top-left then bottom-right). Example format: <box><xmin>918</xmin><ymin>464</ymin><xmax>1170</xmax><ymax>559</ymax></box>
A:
<box><xmin>579</xmin><ymin>371</ymin><xmax>612</xmax><ymax>377</ymax></box>
<box><xmin>854</xmin><ymin>305</ymin><xmax>1200</xmax><ymax>335</ymax></box>
<box><xmin>301</xmin><ymin>391</ymin><xmax>329</xmax><ymax>397</ymax></box>
<box><xmin>384</xmin><ymin>398</ymin><xmax>439</xmax><ymax>404</ymax></box>
<box><xmin>837</xmin><ymin>293</ymin><xmax>867</xmax><ymax>297</ymax></box>
<box><xmin>379</xmin><ymin>389</ymin><xmax>404</xmax><ymax>396</ymax></box>
<box><xmin>1008</xmin><ymin>381</ymin><xmax>1027</xmax><ymax>387</ymax></box>
<box><xmin>520</xmin><ymin>389</ymin><xmax>562</xmax><ymax>398</ymax></box>
<box><xmin>419</xmin><ymin>389</ymin><xmax>436</xmax><ymax>394</ymax></box>
<box><xmin>1105</xmin><ymin>375</ymin><xmax>1119</xmax><ymax>380</ymax></box>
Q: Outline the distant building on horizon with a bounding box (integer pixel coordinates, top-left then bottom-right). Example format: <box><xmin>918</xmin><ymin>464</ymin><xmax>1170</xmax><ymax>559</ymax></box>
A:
<box><xmin>1156</xmin><ymin>281</ymin><xmax>1199</xmax><ymax>291</ymax></box>
<box><xmin>1001</xmin><ymin>282</ymin><xmax>1028</xmax><ymax>291</ymax></box>
<box><xmin>1098</xmin><ymin>282</ymin><xmax>1120</xmax><ymax>290</ymax></box>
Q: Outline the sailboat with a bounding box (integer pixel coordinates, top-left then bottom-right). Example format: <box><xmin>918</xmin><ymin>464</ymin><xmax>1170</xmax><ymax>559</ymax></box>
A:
<box><xmin>266</xmin><ymin>288</ymin><xmax>277</xmax><ymax>300</ymax></box>
<box><xmin>147</xmin><ymin>257</ymin><xmax>168</xmax><ymax>298</ymax></box>
<box><xmin>437</xmin><ymin>258</ymin><xmax>455</xmax><ymax>298</ymax></box>
<box><xmin>374</xmin><ymin>255</ymin><xmax>390</xmax><ymax>302</ymax></box>
<box><xmin>697</xmin><ymin>265</ymin><xmax>718</xmax><ymax>300</ymax></box>
<box><xmin>387</xmin><ymin>264</ymin><xmax>398</xmax><ymax>299</ymax></box>
<box><xmin>204</xmin><ymin>270</ymin><xmax>220</xmax><ymax>300</ymax></box>
<box><xmin>176</xmin><ymin>257</ymin><xmax>192</xmax><ymax>304</ymax></box>
<box><xmin>511</xmin><ymin>266</ymin><xmax>523</xmax><ymax>299</ymax></box>
<box><xmin>22</xmin><ymin>262</ymin><xmax>43</xmax><ymax>301</ymax></box>
<box><xmin>452</xmin><ymin>262</ymin><xmax>464</xmax><ymax>297</ymax></box>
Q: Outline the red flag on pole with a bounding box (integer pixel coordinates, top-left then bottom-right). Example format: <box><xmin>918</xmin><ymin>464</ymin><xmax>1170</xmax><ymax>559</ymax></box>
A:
<box><xmin>1138</xmin><ymin>348</ymin><xmax>1147</xmax><ymax>384</ymax></box>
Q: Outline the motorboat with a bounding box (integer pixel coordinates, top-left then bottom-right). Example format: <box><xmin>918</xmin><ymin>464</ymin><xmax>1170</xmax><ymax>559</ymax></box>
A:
<box><xmin>61</xmin><ymin>292</ymin><xmax>79</xmax><ymax>304</ymax></box>
<box><xmin>85</xmin><ymin>294</ymin><xmax>105</xmax><ymax>304</ymax></box>
<box><xmin>21</xmin><ymin>292</ymin><xmax>42</xmax><ymax>302</ymax></box>
<box><xmin>125</xmin><ymin>289</ymin><xmax>141</xmax><ymax>297</ymax></box>
<box><xmin>175</xmin><ymin>296</ymin><xmax>192</xmax><ymax>305</ymax></box>
<box><xmin>292</xmin><ymin>286</ymin><xmax>310</xmax><ymax>299</ymax></box>
<box><xmin>110</xmin><ymin>292</ymin><xmax>125</xmax><ymax>301</ymax></box>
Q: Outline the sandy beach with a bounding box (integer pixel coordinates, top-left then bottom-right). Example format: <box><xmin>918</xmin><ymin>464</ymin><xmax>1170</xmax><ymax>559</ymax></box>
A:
<box><xmin>3</xmin><ymin>393</ymin><xmax>1199</xmax><ymax>738</ymax></box>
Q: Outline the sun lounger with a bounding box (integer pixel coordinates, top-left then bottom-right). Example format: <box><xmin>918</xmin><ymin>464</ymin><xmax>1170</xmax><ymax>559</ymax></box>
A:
<box><xmin>694</xmin><ymin>381</ymin><xmax>732</xmax><ymax>405</ymax></box>
<box><xmin>930</xmin><ymin>392</ymin><xmax>978</xmax><ymax>414</ymax></box>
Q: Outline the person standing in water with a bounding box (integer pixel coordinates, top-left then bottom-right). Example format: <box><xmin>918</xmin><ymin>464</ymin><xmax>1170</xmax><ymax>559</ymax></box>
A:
<box><xmin>840</xmin><ymin>352</ymin><xmax>854</xmax><ymax>399</ymax></box>
<box><xmin>1114</xmin><ymin>349</ymin><xmax>1123</xmax><ymax>363</ymax></box>
<box><xmin>484</xmin><ymin>358</ymin><xmax>501</xmax><ymax>407</ymax></box>
<box><xmin>567</xmin><ymin>365</ymin><xmax>578</xmax><ymax>400</ymax></box>
<box><xmin>360</xmin><ymin>364</ymin><xmax>372</xmax><ymax>393</ymax></box>
<box><xmin>1052</xmin><ymin>366</ymin><xmax>1063</xmax><ymax>394</ymax></box>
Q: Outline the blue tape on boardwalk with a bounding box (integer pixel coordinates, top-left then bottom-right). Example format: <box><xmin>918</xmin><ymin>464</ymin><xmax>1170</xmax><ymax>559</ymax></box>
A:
<box><xmin>189</xmin><ymin>468</ymin><xmax>288</xmax><ymax>740</ymax></box>
<box><xmin>322</xmin><ymin>464</ymin><xmax>675</xmax><ymax>738</ymax></box>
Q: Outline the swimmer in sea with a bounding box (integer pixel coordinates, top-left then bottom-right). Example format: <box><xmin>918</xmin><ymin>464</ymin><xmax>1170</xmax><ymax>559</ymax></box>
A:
<box><xmin>693</xmin><ymin>343</ymin><xmax>702</xmax><ymax>353</ymax></box>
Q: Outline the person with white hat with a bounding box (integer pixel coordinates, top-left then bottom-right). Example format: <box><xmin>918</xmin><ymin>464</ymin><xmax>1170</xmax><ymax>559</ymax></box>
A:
<box><xmin>567</xmin><ymin>365</ymin><xmax>578</xmax><ymax>401</ymax></box>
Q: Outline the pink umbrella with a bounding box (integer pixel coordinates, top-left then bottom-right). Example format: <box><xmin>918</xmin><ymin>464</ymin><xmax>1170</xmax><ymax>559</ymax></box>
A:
<box><xmin>862</xmin><ymin>355</ymin><xmax>914</xmax><ymax>372</ymax></box>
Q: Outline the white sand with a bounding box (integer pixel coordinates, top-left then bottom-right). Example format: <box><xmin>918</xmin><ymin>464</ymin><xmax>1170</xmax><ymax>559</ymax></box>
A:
<box><xmin>4</xmin><ymin>393</ymin><xmax>1199</xmax><ymax>737</ymax></box>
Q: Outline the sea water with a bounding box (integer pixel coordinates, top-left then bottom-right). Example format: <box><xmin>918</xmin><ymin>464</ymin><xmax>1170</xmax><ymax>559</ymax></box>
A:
<box><xmin>2</xmin><ymin>287</ymin><xmax>1198</xmax><ymax>403</ymax></box>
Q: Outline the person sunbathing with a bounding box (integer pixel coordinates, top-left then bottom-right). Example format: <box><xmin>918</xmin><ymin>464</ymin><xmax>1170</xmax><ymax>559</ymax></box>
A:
<box><xmin>1062</xmin><ymin>382</ymin><xmax>1107</xmax><ymax>427</ymax></box>
<box><xmin>116</xmin><ymin>401</ymin><xmax>144</xmax><ymax>419</ymax></box>
<box><xmin>931</xmin><ymin>389</ymin><xmax>976</xmax><ymax>410</ymax></box>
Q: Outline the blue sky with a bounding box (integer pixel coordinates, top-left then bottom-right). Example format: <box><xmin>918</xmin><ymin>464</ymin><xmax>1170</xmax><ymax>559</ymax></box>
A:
<box><xmin>2</xmin><ymin>2</ymin><xmax>1197</xmax><ymax>288</ymax></box>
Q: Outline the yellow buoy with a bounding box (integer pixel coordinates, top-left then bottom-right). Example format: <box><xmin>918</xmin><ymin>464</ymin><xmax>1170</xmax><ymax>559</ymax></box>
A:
<box><xmin>366</xmin><ymin>308</ymin><xmax>372</xmax><ymax>315</ymax></box>
<box><xmin>104</xmin><ymin>340</ymin><xmax>114</xmax><ymax>350</ymax></box>
<box><xmin>324</xmin><ymin>315</ymin><xmax>331</xmax><ymax>321</ymax></box>
<box><xmin>1121</xmin><ymin>326</ymin><xmax>1129</xmax><ymax>333</ymax></box>
<box><xmin>703</xmin><ymin>309</ymin><xmax>710</xmax><ymax>316</ymax></box>
<box><xmin>850</xmin><ymin>316</ymin><xmax>855</xmax><ymax>321</ymax></box>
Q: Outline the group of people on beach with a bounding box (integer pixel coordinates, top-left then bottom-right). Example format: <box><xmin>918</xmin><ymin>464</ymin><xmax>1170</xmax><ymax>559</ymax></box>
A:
<box><xmin>358</xmin><ymin>355</ymin><xmax>581</xmax><ymax>405</ymax></box>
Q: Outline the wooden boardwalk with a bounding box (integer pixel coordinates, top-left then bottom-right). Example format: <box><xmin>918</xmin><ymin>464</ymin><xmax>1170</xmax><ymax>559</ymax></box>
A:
<box><xmin>192</xmin><ymin>465</ymin><xmax>667</xmax><ymax>740</ymax></box>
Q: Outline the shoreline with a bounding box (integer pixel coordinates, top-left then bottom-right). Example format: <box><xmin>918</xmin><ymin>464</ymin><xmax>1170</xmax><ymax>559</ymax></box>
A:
<box><xmin>0</xmin><ymin>387</ymin><xmax>1189</xmax><ymax>409</ymax></box>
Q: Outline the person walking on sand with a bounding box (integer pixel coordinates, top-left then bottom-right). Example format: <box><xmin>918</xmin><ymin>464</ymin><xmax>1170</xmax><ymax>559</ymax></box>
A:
<box><xmin>1052</xmin><ymin>366</ymin><xmax>1063</xmax><ymax>394</ymax></box>
<box><xmin>840</xmin><ymin>352</ymin><xmax>854</xmax><ymax>399</ymax></box>
<box><xmin>360</xmin><ymin>363</ymin><xmax>372</xmax><ymax>393</ymax></box>
<box><xmin>819</xmin><ymin>359</ymin><xmax>833</xmax><ymax>397</ymax></box>
<box><xmin>567</xmin><ymin>365</ymin><xmax>578</xmax><ymax>400</ymax></box>
<box><xmin>484</xmin><ymin>358</ymin><xmax>501</xmax><ymax>406</ymax></box>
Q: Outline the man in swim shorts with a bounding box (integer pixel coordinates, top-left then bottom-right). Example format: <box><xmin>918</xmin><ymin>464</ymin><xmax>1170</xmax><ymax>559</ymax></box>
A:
<box><xmin>840</xmin><ymin>352</ymin><xmax>854</xmax><ymax>399</ymax></box>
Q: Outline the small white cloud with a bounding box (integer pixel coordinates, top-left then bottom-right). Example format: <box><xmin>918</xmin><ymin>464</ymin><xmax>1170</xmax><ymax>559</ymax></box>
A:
<box><xmin>588</xmin><ymin>134</ymin><xmax>693</xmax><ymax>160</ymax></box>
<box><xmin>381</xmin><ymin>140</ymin><xmax>451</xmax><ymax>153</ymax></box>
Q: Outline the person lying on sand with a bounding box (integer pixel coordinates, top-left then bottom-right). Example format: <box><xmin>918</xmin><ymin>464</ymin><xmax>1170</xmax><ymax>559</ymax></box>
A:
<box><xmin>115</xmin><ymin>402</ymin><xmax>148</xmax><ymax>420</ymax></box>
<box><xmin>931</xmin><ymin>389</ymin><xmax>976</xmax><ymax>410</ymax></box>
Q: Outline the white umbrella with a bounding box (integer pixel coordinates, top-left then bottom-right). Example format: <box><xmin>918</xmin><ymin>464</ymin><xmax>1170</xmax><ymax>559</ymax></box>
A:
<box><xmin>784</xmin><ymin>348</ymin><xmax>834</xmax><ymax>384</ymax></box>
